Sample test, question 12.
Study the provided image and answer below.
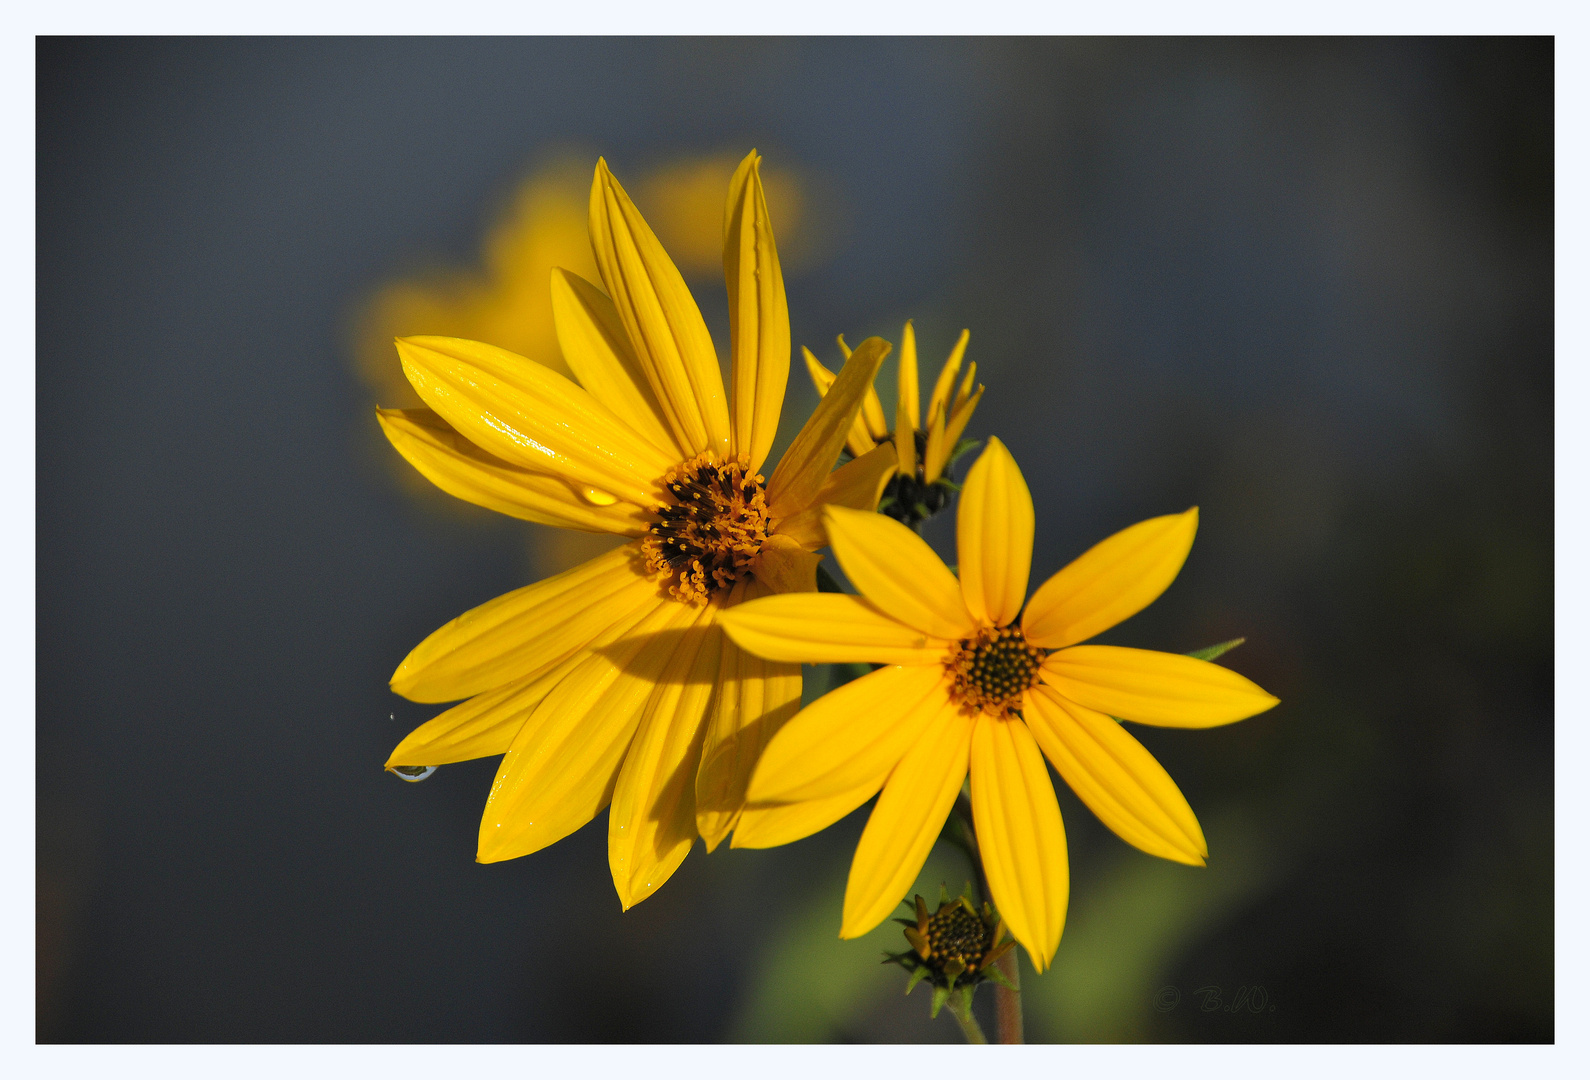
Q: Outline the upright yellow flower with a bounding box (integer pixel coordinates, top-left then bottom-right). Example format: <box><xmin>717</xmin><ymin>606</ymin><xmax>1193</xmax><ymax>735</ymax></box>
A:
<box><xmin>377</xmin><ymin>151</ymin><xmax>898</xmax><ymax>908</ymax></box>
<box><xmin>804</xmin><ymin>322</ymin><xmax>984</xmax><ymax>527</ymax></box>
<box><xmin>718</xmin><ymin>439</ymin><xmax>1279</xmax><ymax>969</ymax></box>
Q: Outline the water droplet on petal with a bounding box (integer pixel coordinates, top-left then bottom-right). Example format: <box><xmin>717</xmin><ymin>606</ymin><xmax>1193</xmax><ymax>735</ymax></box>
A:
<box><xmin>389</xmin><ymin>765</ymin><xmax>437</xmax><ymax>783</ymax></box>
<box><xmin>579</xmin><ymin>486</ymin><xmax>618</xmax><ymax>506</ymax></box>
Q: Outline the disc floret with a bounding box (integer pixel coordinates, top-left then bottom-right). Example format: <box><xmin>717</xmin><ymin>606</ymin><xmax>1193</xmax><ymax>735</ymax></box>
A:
<box><xmin>947</xmin><ymin>625</ymin><xmax>1044</xmax><ymax>718</ymax></box>
<box><xmin>642</xmin><ymin>453</ymin><xmax>770</xmax><ymax>603</ymax></box>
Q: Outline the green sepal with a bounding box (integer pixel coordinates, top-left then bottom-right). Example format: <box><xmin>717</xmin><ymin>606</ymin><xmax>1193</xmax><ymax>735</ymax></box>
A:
<box><xmin>876</xmin><ymin>495</ymin><xmax>897</xmax><ymax>513</ymax></box>
<box><xmin>905</xmin><ymin>965</ymin><xmax>931</xmax><ymax>995</ymax></box>
<box><xmin>1185</xmin><ymin>637</ymin><xmax>1246</xmax><ymax>662</ymax></box>
<box><xmin>983</xmin><ymin>964</ymin><xmax>1018</xmax><ymax>992</ymax></box>
<box><xmin>934</xmin><ymin>477</ymin><xmax>962</xmax><ymax>493</ymax></box>
<box><xmin>938</xmin><ymin>883</ymin><xmax>952</xmax><ymax>906</ymax></box>
<box><xmin>954</xmin><ymin>985</ymin><xmax>977</xmax><ymax>1019</ymax></box>
<box><xmin>930</xmin><ymin>985</ymin><xmax>951</xmax><ymax>1019</ymax></box>
<box><xmin>946</xmin><ymin>437</ymin><xmax>981</xmax><ymax>468</ymax></box>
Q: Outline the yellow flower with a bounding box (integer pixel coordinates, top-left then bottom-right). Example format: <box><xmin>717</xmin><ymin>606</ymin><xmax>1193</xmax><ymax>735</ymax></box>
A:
<box><xmin>717</xmin><ymin>438</ymin><xmax>1279</xmax><ymax>970</ymax></box>
<box><xmin>803</xmin><ymin>322</ymin><xmax>984</xmax><ymax>527</ymax></box>
<box><xmin>377</xmin><ymin>151</ymin><xmax>899</xmax><ymax>909</ymax></box>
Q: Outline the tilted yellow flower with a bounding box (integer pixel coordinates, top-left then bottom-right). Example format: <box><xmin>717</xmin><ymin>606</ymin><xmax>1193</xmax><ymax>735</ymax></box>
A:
<box><xmin>717</xmin><ymin>438</ymin><xmax>1279</xmax><ymax>969</ymax></box>
<box><xmin>804</xmin><ymin>321</ymin><xmax>984</xmax><ymax>527</ymax></box>
<box><xmin>377</xmin><ymin>151</ymin><xmax>900</xmax><ymax>909</ymax></box>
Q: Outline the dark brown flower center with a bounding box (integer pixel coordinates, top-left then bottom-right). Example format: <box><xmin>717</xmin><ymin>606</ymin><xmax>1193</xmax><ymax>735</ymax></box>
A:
<box><xmin>947</xmin><ymin>625</ymin><xmax>1043</xmax><ymax>717</ymax></box>
<box><xmin>641</xmin><ymin>454</ymin><xmax>769</xmax><ymax>603</ymax></box>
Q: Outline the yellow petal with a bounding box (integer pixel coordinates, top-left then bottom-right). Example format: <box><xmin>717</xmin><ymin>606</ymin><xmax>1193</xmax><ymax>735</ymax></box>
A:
<box><xmin>897</xmin><ymin>320</ymin><xmax>921</xmax><ymax>430</ymax></box>
<box><xmin>477</xmin><ymin>599</ymin><xmax>695</xmax><ymax>863</ymax></box>
<box><xmin>391</xmin><ymin>544</ymin><xmax>660</xmax><ymax>704</ymax></box>
<box><xmin>750</xmin><ymin>533</ymin><xmax>821</xmax><ymax>595</ymax></box>
<box><xmin>840</xmin><ymin>699</ymin><xmax>973</xmax><ymax>938</ymax></box>
<box><xmin>773</xmin><ymin>441</ymin><xmax>898</xmax><ymax>550</ymax></box>
<box><xmin>608</xmin><ymin>603</ymin><xmax>721</xmax><ymax>909</ymax></box>
<box><xmin>386</xmin><ymin>650</ymin><xmax>586</xmax><ymax>768</ymax></box>
<box><xmin>922</xmin><ymin>330</ymin><xmax>971</xmax><ymax>484</ymax></box>
<box><xmin>838</xmin><ymin>333</ymin><xmax>891</xmax><ymax>441</ymax></box>
<box><xmin>696</xmin><ymin>608</ymin><xmax>802</xmax><ymax>851</ymax></box>
<box><xmin>970</xmin><ymin>715</ymin><xmax>1068</xmax><ymax>972</ymax></box>
<box><xmin>925</xmin><ymin>329</ymin><xmax>970</xmax><ymax>431</ymax></box>
<box><xmin>802</xmin><ymin>346</ymin><xmax>877</xmax><ymax>459</ymax></box>
<box><xmin>1022</xmin><ymin>508</ymin><xmax>1199</xmax><ymax>648</ymax></box>
<box><xmin>957</xmin><ymin>437</ymin><xmax>1034</xmax><ymax>628</ymax></box>
<box><xmin>396</xmin><ymin>335</ymin><xmax>672</xmax><ymax>507</ymax></box>
<box><xmin>942</xmin><ymin>380</ymin><xmax>984</xmax><ymax>457</ymax></box>
<box><xmin>723</xmin><ymin>151</ymin><xmax>791</xmax><ymax>474</ymax></box>
<box><xmin>377</xmin><ymin>408</ymin><xmax>651</xmax><ymax>536</ymax></box>
<box><xmin>730</xmin><ymin>783</ymin><xmax>878</xmax><ymax>849</ymax></box>
<box><xmin>1040</xmin><ymin>645</ymin><xmax>1280</xmax><ymax>728</ymax></box>
<box><xmin>719</xmin><ymin>592</ymin><xmax>951</xmax><ymax>666</ymax></box>
<box><xmin>589</xmin><ymin>159</ymin><xmax>730</xmax><ymax>458</ymax></box>
<box><xmin>823</xmin><ymin>505</ymin><xmax>975</xmax><ymax>640</ymax></box>
<box><xmin>748</xmin><ymin>664</ymin><xmax>951</xmax><ymax>803</ymax></box>
<box><xmin>766</xmin><ymin>337</ymin><xmax>891</xmax><ymax>519</ymax></box>
<box><xmin>1023</xmin><ymin>684</ymin><xmax>1206</xmax><ymax>864</ymax></box>
<box><xmin>893</xmin><ymin>323</ymin><xmax>919</xmax><ymax>479</ymax></box>
<box><xmin>550</xmin><ymin>268</ymin><xmax>680</xmax><ymax>460</ymax></box>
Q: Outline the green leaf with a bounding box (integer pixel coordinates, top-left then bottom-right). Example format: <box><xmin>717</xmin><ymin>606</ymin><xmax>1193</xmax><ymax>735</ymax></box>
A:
<box><xmin>1185</xmin><ymin>637</ymin><xmax>1246</xmax><ymax>662</ymax></box>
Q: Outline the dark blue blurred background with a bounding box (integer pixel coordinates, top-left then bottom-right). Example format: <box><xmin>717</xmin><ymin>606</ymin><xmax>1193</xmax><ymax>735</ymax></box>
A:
<box><xmin>37</xmin><ymin>37</ymin><xmax>1552</xmax><ymax>1042</ymax></box>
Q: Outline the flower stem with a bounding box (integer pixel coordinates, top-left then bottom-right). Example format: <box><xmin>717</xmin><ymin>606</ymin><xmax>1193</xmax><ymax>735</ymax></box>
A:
<box><xmin>994</xmin><ymin>952</ymin><xmax>1023</xmax><ymax>1044</ymax></box>
<box><xmin>946</xmin><ymin>993</ymin><xmax>988</xmax><ymax>1044</ymax></box>
<box><xmin>947</xmin><ymin>790</ymin><xmax>1025</xmax><ymax>1044</ymax></box>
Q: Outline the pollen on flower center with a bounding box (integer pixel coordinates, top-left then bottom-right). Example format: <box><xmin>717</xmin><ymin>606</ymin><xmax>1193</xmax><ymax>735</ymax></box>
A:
<box><xmin>642</xmin><ymin>453</ymin><xmax>770</xmax><ymax>604</ymax></box>
<box><xmin>947</xmin><ymin>625</ymin><xmax>1044</xmax><ymax>718</ymax></box>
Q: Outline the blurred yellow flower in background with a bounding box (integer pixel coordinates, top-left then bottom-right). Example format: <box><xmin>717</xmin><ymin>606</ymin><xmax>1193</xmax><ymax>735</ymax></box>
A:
<box><xmin>719</xmin><ymin>438</ymin><xmax>1279</xmax><ymax>971</ymax></box>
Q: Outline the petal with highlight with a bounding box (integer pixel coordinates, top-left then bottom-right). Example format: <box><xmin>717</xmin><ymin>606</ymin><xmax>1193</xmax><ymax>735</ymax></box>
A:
<box><xmin>1023</xmin><ymin>509</ymin><xmax>1199</xmax><ymax>648</ymax></box>
<box><xmin>724</xmin><ymin>151</ymin><xmax>791</xmax><ymax>474</ymax></box>
<box><xmin>550</xmin><ymin>268</ymin><xmax>680</xmax><ymax>459</ymax></box>
<box><xmin>1024</xmin><ymin>684</ymin><xmax>1206</xmax><ymax>865</ymax></box>
<box><xmin>957</xmin><ymin>437</ymin><xmax>1034</xmax><ymax>628</ymax></box>
<box><xmin>589</xmin><ymin>159</ymin><xmax>730</xmax><ymax>457</ymax></box>
<box><xmin>970</xmin><ymin>715</ymin><xmax>1068</xmax><ymax>972</ymax></box>
<box><xmin>766</xmin><ymin>337</ymin><xmax>890</xmax><ymax>520</ymax></box>
<box><xmin>823</xmin><ymin>505</ymin><xmax>975</xmax><ymax>641</ymax></box>
<box><xmin>748</xmin><ymin>664</ymin><xmax>951</xmax><ymax>803</ymax></box>
<box><xmin>608</xmin><ymin>604</ymin><xmax>721</xmax><ymax>909</ymax></box>
<box><xmin>719</xmin><ymin>592</ymin><xmax>951</xmax><ymax>667</ymax></box>
<box><xmin>391</xmin><ymin>544</ymin><xmax>660</xmax><ymax>704</ymax></box>
<box><xmin>840</xmin><ymin>699</ymin><xmax>973</xmax><ymax>938</ymax></box>
<box><xmin>396</xmin><ymin>335</ymin><xmax>672</xmax><ymax>507</ymax></box>
<box><xmin>1041</xmin><ymin>645</ymin><xmax>1280</xmax><ymax>728</ymax></box>
<box><xmin>377</xmin><ymin>408</ymin><xmax>651</xmax><ymax>536</ymax></box>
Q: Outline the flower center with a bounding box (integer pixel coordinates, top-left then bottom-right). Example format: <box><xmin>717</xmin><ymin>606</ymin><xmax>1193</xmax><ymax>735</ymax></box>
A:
<box><xmin>923</xmin><ymin>902</ymin><xmax>994</xmax><ymax>971</ymax></box>
<box><xmin>642</xmin><ymin>453</ymin><xmax>769</xmax><ymax>604</ymax></box>
<box><xmin>947</xmin><ymin>625</ymin><xmax>1044</xmax><ymax>718</ymax></box>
